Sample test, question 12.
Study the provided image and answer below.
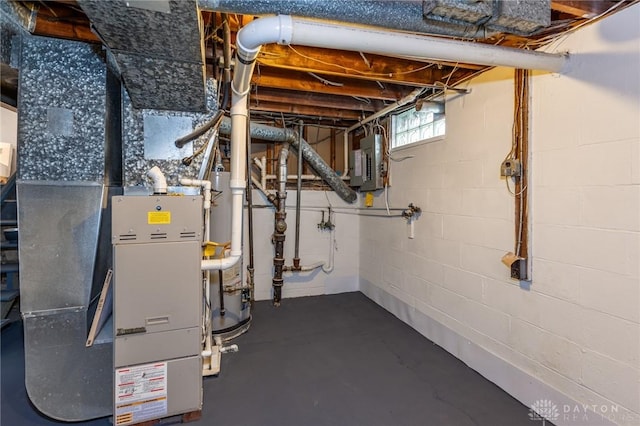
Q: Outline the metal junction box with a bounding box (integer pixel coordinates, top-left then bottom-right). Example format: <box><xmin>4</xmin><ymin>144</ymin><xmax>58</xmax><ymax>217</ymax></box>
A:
<box><xmin>112</xmin><ymin>195</ymin><xmax>203</xmax><ymax>426</ymax></box>
<box><xmin>349</xmin><ymin>134</ymin><xmax>383</xmax><ymax>191</ymax></box>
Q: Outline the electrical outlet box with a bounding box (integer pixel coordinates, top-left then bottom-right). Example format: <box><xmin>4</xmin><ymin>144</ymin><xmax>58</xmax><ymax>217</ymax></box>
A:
<box><xmin>510</xmin><ymin>258</ymin><xmax>528</xmax><ymax>280</ymax></box>
<box><xmin>349</xmin><ymin>134</ymin><xmax>383</xmax><ymax>191</ymax></box>
<box><xmin>501</xmin><ymin>158</ymin><xmax>522</xmax><ymax>177</ymax></box>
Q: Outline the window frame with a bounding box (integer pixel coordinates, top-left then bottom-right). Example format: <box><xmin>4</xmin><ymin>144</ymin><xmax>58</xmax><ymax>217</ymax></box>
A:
<box><xmin>390</xmin><ymin>106</ymin><xmax>445</xmax><ymax>151</ymax></box>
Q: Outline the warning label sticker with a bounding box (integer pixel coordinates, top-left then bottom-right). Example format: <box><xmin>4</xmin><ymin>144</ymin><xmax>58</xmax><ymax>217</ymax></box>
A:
<box><xmin>148</xmin><ymin>211</ymin><xmax>171</xmax><ymax>225</ymax></box>
<box><xmin>115</xmin><ymin>362</ymin><xmax>167</xmax><ymax>425</ymax></box>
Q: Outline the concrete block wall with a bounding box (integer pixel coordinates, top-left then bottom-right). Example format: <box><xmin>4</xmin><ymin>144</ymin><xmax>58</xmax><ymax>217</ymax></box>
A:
<box><xmin>247</xmin><ymin>189</ymin><xmax>360</xmax><ymax>301</ymax></box>
<box><xmin>360</xmin><ymin>5</ymin><xmax>639</xmax><ymax>425</ymax></box>
<box><xmin>0</xmin><ymin>104</ymin><xmax>17</xmax><ymax>175</ymax></box>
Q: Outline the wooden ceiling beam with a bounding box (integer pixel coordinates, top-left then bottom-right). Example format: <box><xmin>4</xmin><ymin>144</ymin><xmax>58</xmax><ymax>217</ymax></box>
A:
<box><xmin>551</xmin><ymin>1</ymin><xmax>616</xmax><ymax>17</ymax></box>
<box><xmin>31</xmin><ymin>2</ymin><xmax>100</xmax><ymax>43</ymax></box>
<box><xmin>248</xmin><ymin>114</ymin><xmax>353</xmax><ymax>128</ymax></box>
<box><xmin>251</xmin><ymin>67</ymin><xmax>415</xmax><ymax>101</ymax></box>
<box><xmin>251</xmin><ymin>87</ymin><xmax>384</xmax><ymax>112</ymax></box>
<box><xmin>33</xmin><ymin>16</ymin><xmax>100</xmax><ymax>43</ymax></box>
<box><xmin>256</xmin><ymin>44</ymin><xmax>478</xmax><ymax>87</ymax></box>
<box><xmin>249</xmin><ymin>101</ymin><xmax>366</xmax><ymax>121</ymax></box>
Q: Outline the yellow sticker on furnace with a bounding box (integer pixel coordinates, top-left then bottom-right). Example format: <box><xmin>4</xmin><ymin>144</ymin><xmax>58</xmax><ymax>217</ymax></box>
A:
<box><xmin>148</xmin><ymin>211</ymin><xmax>171</xmax><ymax>225</ymax></box>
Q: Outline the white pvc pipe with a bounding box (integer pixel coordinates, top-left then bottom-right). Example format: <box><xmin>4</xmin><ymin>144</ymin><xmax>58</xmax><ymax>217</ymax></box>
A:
<box><xmin>283</xmin><ymin>17</ymin><xmax>566</xmax><ymax>72</ymax></box>
<box><xmin>180</xmin><ymin>177</ymin><xmax>235</xmax><ymax>271</ymax></box>
<box><xmin>205</xmin><ymin>69</ymin><xmax>251</xmax><ymax>273</ymax></box>
<box><xmin>237</xmin><ymin>15</ymin><xmax>566</xmax><ymax>72</ymax></box>
<box><xmin>146</xmin><ymin>166</ymin><xmax>167</xmax><ymax>194</ymax></box>
<box><xmin>179</xmin><ymin>177</ymin><xmax>215</xmax><ymax>363</ymax></box>
<box><xmin>180</xmin><ymin>178</ymin><xmax>212</xmax><ymax>210</ymax></box>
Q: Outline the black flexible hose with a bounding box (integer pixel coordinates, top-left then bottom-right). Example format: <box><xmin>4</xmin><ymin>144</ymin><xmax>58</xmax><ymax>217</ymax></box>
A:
<box><xmin>175</xmin><ymin>110</ymin><xmax>225</xmax><ymax>148</ymax></box>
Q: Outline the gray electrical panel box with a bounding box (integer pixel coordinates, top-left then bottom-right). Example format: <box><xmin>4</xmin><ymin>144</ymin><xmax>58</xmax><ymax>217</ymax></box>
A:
<box><xmin>349</xmin><ymin>134</ymin><xmax>383</xmax><ymax>191</ymax></box>
<box><xmin>112</xmin><ymin>195</ymin><xmax>203</xmax><ymax>426</ymax></box>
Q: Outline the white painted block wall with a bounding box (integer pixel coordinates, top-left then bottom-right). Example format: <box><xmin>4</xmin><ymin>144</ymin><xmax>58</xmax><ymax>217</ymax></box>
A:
<box><xmin>359</xmin><ymin>5</ymin><xmax>640</xmax><ymax>426</ymax></box>
<box><xmin>0</xmin><ymin>104</ymin><xmax>18</xmax><ymax>175</ymax></box>
<box><xmin>245</xmin><ymin>189</ymin><xmax>360</xmax><ymax>301</ymax></box>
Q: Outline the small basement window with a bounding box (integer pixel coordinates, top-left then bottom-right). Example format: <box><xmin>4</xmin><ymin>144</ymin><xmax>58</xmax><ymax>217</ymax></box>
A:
<box><xmin>391</xmin><ymin>105</ymin><xmax>445</xmax><ymax>149</ymax></box>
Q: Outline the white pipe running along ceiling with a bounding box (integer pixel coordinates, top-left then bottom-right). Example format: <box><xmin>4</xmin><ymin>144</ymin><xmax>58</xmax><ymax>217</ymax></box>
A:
<box><xmin>222</xmin><ymin>15</ymin><xmax>568</xmax><ymax>273</ymax></box>
<box><xmin>237</xmin><ymin>15</ymin><xmax>567</xmax><ymax>72</ymax></box>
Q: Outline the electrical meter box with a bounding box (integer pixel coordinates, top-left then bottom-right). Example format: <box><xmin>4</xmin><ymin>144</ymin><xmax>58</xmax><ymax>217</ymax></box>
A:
<box><xmin>111</xmin><ymin>195</ymin><xmax>203</xmax><ymax>425</ymax></box>
<box><xmin>349</xmin><ymin>133</ymin><xmax>383</xmax><ymax>191</ymax></box>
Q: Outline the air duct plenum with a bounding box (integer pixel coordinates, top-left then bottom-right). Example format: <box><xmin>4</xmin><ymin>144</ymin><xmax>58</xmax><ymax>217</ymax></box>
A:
<box><xmin>423</xmin><ymin>0</ymin><xmax>493</xmax><ymax>25</ymax></box>
<box><xmin>423</xmin><ymin>0</ymin><xmax>550</xmax><ymax>34</ymax></box>
<box><xmin>200</xmin><ymin>0</ymin><xmax>550</xmax><ymax>37</ymax></box>
<box><xmin>78</xmin><ymin>0</ymin><xmax>206</xmax><ymax>112</ymax></box>
<box><xmin>198</xmin><ymin>0</ymin><xmax>494</xmax><ymax>38</ymax></box>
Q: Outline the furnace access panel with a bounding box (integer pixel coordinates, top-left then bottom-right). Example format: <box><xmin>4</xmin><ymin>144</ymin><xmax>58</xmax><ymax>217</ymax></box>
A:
<box><xmin>111</xmin><ymin>195</ymin><xmax>203</xmax><ymax>425</ymax></box>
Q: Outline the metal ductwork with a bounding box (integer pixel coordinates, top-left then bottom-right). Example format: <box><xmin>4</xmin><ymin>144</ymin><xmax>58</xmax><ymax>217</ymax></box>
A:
<box><xmin>18</xmin><ymin>182</ymin><xmax>113</xmax><ymax>421</ymax></box>
<box><xmin>218</xmin><ymin>118</ymin><xmax>358</xmax><ymax>203</ymax></box>
<box><xmin>0</xmin><ymin>0</ymin><xmax>37</xmax><ymax>32</ymax></box>
<box><xmin>422</xmin><ymin>0</ymin><xmax>550</xmax><ymax>35</ymax></box>
<box><xmin>198</xmin><ymin>0</ymin><xmax>550</xmax><ymax>38</ymax></box>
<box><xmin>77</xmin><ymin>0</ymin><xmax>206</xmax><ymax>112</ymax></box>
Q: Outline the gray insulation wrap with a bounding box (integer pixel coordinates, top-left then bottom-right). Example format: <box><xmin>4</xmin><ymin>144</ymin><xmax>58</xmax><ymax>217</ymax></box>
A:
<box><xmin>18</xmin><ymin>36</ymin><xmax>106</xmax><ymax>182</ymax></box>
<box><xmin>198</xmin><ymin>0</ymin><xmax>491</xmax><ymax>38</ymax></box>
<box><xmin>219</xmin><ymin>118</ymin><xmax>357</xmax><ymax>203</ymax></box>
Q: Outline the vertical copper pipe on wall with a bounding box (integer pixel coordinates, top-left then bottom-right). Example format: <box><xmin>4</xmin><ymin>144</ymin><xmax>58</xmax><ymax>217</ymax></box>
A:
<box><xmin>514</xmin><ymin>69</ymin><xmax>529</xmax><ymax>261</ymax></box>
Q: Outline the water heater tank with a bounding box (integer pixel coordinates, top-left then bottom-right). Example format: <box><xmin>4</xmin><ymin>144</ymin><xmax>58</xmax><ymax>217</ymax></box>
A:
<box><xmin>209</xmin><ymin>172</ymin><xmax>251</xmax><ymax>340</ymax></box>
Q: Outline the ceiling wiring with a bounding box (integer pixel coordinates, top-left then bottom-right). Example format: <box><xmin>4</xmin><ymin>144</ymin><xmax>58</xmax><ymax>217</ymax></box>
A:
<box><xmin>528</xmin><ymin>0</ymin><xmax>633</xmax><ymax>49</ymax></box>
<box><xmin>307</xmin><ymin>72</ymin><xmax>344</xmax><ymax>86</ymax></box>
<box><xmin>359</xmin><ymin>51</ymin><xmax>372</xmax><ymax>68</ymax></box>
<box><xmin>288</xmin><ymin>45</ymin><xmax>439</xmax><ymax>78</ymax></box>
<box><xmin>351</xmin><ymin>95</ymin><xmax>371</xmax><ymax>104</ymax></box>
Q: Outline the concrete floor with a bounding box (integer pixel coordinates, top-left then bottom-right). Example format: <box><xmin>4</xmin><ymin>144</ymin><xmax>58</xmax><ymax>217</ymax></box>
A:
<box><xmin>1</xmin><ymin>292</ymin><xmax>539</xmax><ymax>425</ymax></box>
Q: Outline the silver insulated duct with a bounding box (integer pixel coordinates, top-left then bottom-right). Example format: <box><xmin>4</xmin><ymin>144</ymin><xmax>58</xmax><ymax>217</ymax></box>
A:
<box><xmin>198</xmin><ymin>0</ymin><xmax>550</xmax><ymax>37</ymax></box>
<box><xmin>78</xmin><ymin>0</ymin><xmax>206</xmax><ymax>112</ymax></box>
<box><xmin>218</xmin><ymin>118</ymin><xmax>358</xmax><ymax>203</ymax></box>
